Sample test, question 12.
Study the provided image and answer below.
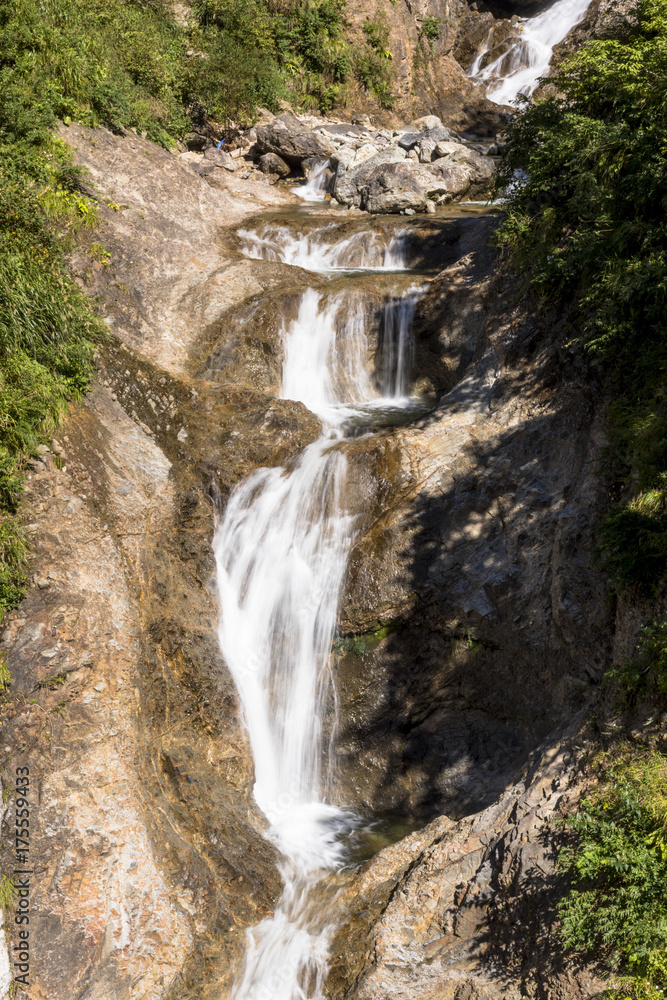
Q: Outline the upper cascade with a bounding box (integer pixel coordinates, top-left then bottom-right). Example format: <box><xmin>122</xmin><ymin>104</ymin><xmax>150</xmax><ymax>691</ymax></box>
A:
<box><xmin>468</xmin><ymin>0</ymin><xmax>594</xmax><ymax>104</ymax></box>
<box><xmin>238</xmin><ymin>223</ymin><xmax>410</xmax><ymax>273</ymax></box>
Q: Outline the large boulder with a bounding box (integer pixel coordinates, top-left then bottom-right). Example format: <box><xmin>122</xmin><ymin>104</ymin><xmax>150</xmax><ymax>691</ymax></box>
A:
<box><xmin>361</xmin><ymin>161</ymin><xmax>474</xmax><ymax>213</ymax></box>
<box><xmin>332</xmin><ymin>139</ymin><xmax>494</xmax><ymax>213</ymax></box>
<box><xmin>254</xmin><ymin>114</ymin><xmax>335</xmax><ymax>167</ymax></box>
<box><xmin>202</xmin><ymin>145</ymin><xmax>237</xmax><ymax>171</ymax></box>
<box><xmin>434</xmin><ymin>141</ymin><xmax>496</xmax><ymax>185</ymax></box>
<box><xmin>333</xmin><ymin>147</ymin><xmax>406</xmax><ymax>206</ymax></box>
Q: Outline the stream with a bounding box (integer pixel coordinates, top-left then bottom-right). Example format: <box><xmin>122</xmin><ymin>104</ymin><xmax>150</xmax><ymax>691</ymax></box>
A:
<box><xmin>210</xmin><ymin>1</ymin><xmax>585</xmax><ymax>989</ymax></box>
<box><xmin>213</xmin><ymin>198</ymin><xmax>428</xmax><ymax>999</ymax></box>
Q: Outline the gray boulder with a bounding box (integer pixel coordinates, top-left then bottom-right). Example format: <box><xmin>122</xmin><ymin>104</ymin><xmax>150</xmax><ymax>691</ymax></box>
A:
<box><xmin>360</xmin><ymin>161</ymin><xmax>474</xmax><ymax>213</ymax></box>
<box><xmin>333</xmin><ymin>146</ymin><xmax>406</xmax><ymax>206</ymax></box>
<box><xmin>203</xmin><ymin>146</ymin><xmax>237</xmax><ymax>172</ymax></box>
<box><xmin>410</xmin><ymin>114</ymin><xmax>444</xmax><ymax>131</ymax></box>
<box><xmin>258</xmin><ymin>152</ymin><xmax>291</xmax><ymax>177</ymax></box>
<box><xmin>255</xmin><ymin>114</ymin><xmax>335</xmax><ymax>167</ymax></box>
<box><xmin>417</xmin><ymin>139</ymin><xmax>438</xmax><ymax>163</ymax></box>
<box><xmin>397</xmin><ymin>126</ymin><xmax>452</xmax><ymax>151</ymax></box>
<box><xmin>434</xmin><ymin>141</ymin><xmax>495</xmax><ymax>184</ymax></box>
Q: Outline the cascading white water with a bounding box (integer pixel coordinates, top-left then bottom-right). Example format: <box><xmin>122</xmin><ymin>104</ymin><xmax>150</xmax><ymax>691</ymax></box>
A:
<box><xmin>295</xmin><ymin>160</ymin><xmax>331</xmax><ymax>202</ymax></box>
<box><xmin>238</xmin><ymin>223</ymin><xmax>410</xmax><ymax>273</ymax></box>
<box><xmin>469</xmin><ymin>0</ymin><xmax>593</xmax><ymax>105</ymax></box>
<box><xmin>213</xmin><ymin>285</ymin><xmax>420</xmax><ymax>1000</ymax></box>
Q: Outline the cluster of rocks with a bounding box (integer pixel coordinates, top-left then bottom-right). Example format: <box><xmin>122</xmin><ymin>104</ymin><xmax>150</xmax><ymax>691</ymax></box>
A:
<box><xmin>183</xmin><ymin>110</ymin><xmax>499</xmax><ymax>214</ymax></box>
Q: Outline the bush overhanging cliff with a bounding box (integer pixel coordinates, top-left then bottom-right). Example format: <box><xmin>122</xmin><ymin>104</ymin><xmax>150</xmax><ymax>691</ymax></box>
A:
<box><xmin>498</xmin><ymin>3</ymin><xmax>667</xmax><ymax>992</ymax></box>
<box><xmin>497</xmin><ymin>0</ymin><xmax>667</xmax><ymax>595</ymax></box>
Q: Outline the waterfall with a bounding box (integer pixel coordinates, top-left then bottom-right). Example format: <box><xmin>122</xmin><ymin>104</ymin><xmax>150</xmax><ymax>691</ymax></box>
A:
<box><xmin>213</xmin><ymin>286</ymin><xmax>421</xmax><ymax>1000</ymax></box>
<box><xmin>238</xmin><ymin>223</ymin><xmax>410</xmax><ymax>272</ymax></box>
<box><xmin>470</xmin><ymin>0</ymin><xmax>593</xmax><ymax>105</ymax></box>
<box><xmin>295</xmin><ymin>160</ymin><xmax>331</xmax><ymax>202</ymax></box>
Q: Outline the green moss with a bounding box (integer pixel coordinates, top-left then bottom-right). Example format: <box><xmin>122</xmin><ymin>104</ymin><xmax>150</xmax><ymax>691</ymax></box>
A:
<box><xmin>333</xmin><ymin>621</ymin><xmax>400</xmax><ymax>657</ymax></box>
<box><xmin>0</xmin><ymin>874</ymin><xmax>15</xmax><ymax>915</ymax></box>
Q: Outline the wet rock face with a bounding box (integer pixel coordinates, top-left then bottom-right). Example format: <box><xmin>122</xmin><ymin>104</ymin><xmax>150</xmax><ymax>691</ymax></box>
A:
<box><xmin>339</xmin><ymin>0</ymin><xmax>508</xmax><ymax>133</ymax></box>
<box><xmin>0</xmin><ymin>124</ymin><xmax>328</xmax><ymax>1000</ymax></box>
<box><xmin>554</xmin><ymin>0</ymin><xmax>640</xmax><ymax>62</ymax></box>
<box><xmin>333</xmin><ymin>251</ymin><xmax>611</xmax><ymax>825</ymax></box>
<box><xmin>0</xmin><ymin>385</ymin><xmax>286</xmax><ymax>1000</ymax></box>
<box><xmin>0</xmin><ymin>117</ymin><xmax>614</xmax><ymax>1000</ymax></box>
<box><xmin>59</xmin><ymin>121</ymin><xmax>302</xmax><ymax>374</ymax></box>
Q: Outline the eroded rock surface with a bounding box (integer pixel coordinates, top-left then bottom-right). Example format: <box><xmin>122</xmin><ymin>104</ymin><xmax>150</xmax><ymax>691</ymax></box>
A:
<box><xmin>333</xmin><ymin>249</ymin><xmax>610</xmax><ymax>821</ymax></box>
<box><xmin>327</xmin><ymin>730</ymin><xmax>607</xmax><ymax>1000</ymax></box>
<box><xmin>0</xmin><ymin>111</ymin><xmax>615</xmax><ymax>1000</ymax></box>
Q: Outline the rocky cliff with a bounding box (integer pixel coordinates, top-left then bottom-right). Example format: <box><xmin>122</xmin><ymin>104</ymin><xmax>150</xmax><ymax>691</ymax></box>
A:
<box><xmin>0</xmin><ymin>105</ymin><xmax>636</xmax><ymax>1000</ymax></box>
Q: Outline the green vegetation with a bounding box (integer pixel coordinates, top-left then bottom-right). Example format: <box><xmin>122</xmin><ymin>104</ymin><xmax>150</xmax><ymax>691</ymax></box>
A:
<box><xmin>333</xmin><ymin>621</ymin><xmax>400</xmax><ymax>657</ymax></box>
<box><xmin>0</xmin><ymin>873</ymin><xmax>15</xmax><ymax>914</ymax></box>
<box><xmin>558</xmin><ymin>749</ymin><xmax>667</xmax><ymax>991</ymax></box>
<box><xmin>496</xmin><ymin>0</ymin><xmax>667</xmax><ymax>594</ymax></box>
<box><xmin>606</xmin><ymin>619</ymin><xmax>667</xmax><ymax>707</ymax></box>
<box><xmin>0</xmin><ymin>0</ymin><xmax>400</xmax><ymax>614</ymax></box>
<box><xmin>0</xmin><ymin>653</ymin><xmax>10</xmax><ymax>691</ymax></box>
<box><xmin>40</xmin><ymin>673</ymin><xmax>66</xmax><ymax>690</ymax></box>
<box><xmin>421</xmin><ymin>16</ymin><xmax>442</xmax><ymax>51</ymax></box>
<box><xmin>192</xmin><ymin>0</ymin><xmax>353</xmax><ymax>115</ymax></box>
<box><xmin>0</xmin><ymin>11</ymin><xmax>105</xmax><ymax>610</ymax></box>
<box><xmin>501</xmin><ymin>20</ymin><xmax>667</xmax><ymax>990</ymax></box>
<box><xmin>356</xmin><ymin>11</ymin><xmax>395</xmax><ymax>108</ymax></box>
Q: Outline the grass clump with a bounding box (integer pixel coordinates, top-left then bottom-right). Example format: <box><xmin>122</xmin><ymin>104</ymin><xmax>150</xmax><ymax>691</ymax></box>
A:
<box><xmin>496</xmin><ymin>0</ymin><xmax>667</xmax><ymax>594</ymax></box>
<box><xmin>557</xmin><ymin>749</ymin><xmax>667</xmax><ymax>991</ymax></box>
<box><xmin>0</xmin><ymin>653</ymin><xmax>11</xmax><ymax>691</ymax></box>
<box><xmin>355</xmin><ymin>10</ymin><xmax>395</xmax><ymax>109</ymax></box>
<box><xmin>0</xmin><ymin>874</ymin><xmax>15</xmax><ymax>914</ymax></box>
<box><xmin>421</xmin><ymin>16</ymin><xmax>442</xmax><ymax>52</ymax></box>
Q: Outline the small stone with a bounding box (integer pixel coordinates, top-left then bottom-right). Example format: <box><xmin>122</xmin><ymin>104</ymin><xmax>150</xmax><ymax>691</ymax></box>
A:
<box><xmin>94</xmin><ymin>682</ymin><xmax>106</xmax><ymax>692</ymax></box>
<box><xmin>404</xmin><ymin>208</ymin><xmax>416</xmax><ymax>215</ymax></box>
<box><xmin>36</xmin><ymin>578</ymin><xmax>50</xmax><ymax>589</ymax></box>
<box><xmin>177</xmin><ymin>427</ymin><xmax>188</xmax><ymax>442</ymax></box>
<box><xmin>48</xmin><ymin>571</ymin><xmax>57</xmax><ymax>580</ymax></box>
<box><xmin>425</xmin><ymin>200</ymin><xmax>436</xmax><ymax>213</ymax></box>
<box><xmin>411</xmin><ymin>114</ymin><xmax>443</xmax><ymax>131</ymax></box>
<box><xmin>258</xmin><ymin>152</ymin><xmax>290</xmax><ymax>177</ymax></box>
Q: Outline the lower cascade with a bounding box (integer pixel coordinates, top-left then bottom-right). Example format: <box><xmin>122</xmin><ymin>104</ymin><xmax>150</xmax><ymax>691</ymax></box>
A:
<box><xmin>213</xmin><ymin>284</ymin><xmax>422</xmax><ymax>999</ymax></box>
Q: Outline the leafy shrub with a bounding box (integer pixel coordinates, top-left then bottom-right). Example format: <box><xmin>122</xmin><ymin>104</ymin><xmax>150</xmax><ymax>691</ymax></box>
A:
<box><xmin>192</xmin><ymin>0</ymin><xmax>351</xmax><ymax>114</ymax></box>
<box><xmin>496</xmin><ymin>0</ymin><xmax>667</xmax><ymax>593</ymax></box>
<box><xmin>421</xmin><ymin>16</ymin><xmax>442</xmax><ymax>49</ymax></box>
<box><xmin>355</xmin><ymin>11</ymin><xmax>395</xmax><ymax>108</ymax></box>
<box><xmin>558</xmin><ymin>750</ymin><xmax>667</xmax><ymax>987</ymax></box>
<box><xmin>606</xmin><ymin>618</ymin><xmax>667</xmax><ymax>705</ymax></box>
